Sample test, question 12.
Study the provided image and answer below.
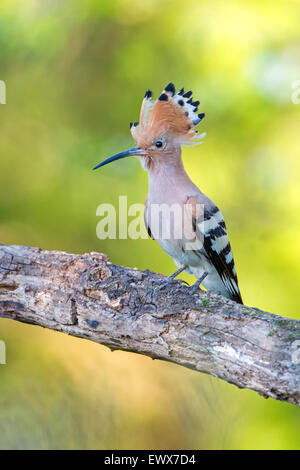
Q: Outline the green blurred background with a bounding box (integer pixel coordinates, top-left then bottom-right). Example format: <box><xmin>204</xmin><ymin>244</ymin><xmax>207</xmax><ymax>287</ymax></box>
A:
<box><xmin>1</xmin><ymin>0</ymin><xmax>300</xmax><ymax>450</ymax></box>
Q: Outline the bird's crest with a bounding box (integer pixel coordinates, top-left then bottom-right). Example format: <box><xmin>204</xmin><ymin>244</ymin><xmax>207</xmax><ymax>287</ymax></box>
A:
<box><xmin>130</xmin><ymin>83</ymin><xmax>206</xmax><ymax>146</ymax></box>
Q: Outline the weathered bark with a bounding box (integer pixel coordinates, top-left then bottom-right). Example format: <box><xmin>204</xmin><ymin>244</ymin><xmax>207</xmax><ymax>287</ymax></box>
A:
<box><xmin>0</xmin><ymin>244</ymin><xmax>299</xmax><ymax>406</ymax></box>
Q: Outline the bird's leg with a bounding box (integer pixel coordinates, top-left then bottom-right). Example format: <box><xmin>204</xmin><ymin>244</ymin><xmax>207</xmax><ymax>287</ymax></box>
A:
<box><xmin>167</xmin><ymin>265</ymin><xmax>187</xmax><ymax>281</ymax></box>
<box><xmin>189</xmin><ymin>271</ymin><xmax>208</xmax><ymax>294</ymax></box>
<box><xmin>153</xmin><ymin>265</ymin><xmax>188</xmax><ymax>287</ymax></box>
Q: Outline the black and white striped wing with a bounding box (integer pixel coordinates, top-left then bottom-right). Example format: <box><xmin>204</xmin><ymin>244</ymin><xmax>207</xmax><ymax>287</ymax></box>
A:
<box><xmin>201</xmin><ymin>206</ymin><xmax>242</xmax><ymax>303</ymax></box>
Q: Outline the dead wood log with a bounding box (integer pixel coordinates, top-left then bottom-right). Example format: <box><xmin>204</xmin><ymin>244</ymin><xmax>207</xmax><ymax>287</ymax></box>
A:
<box><xmin>0</xmin><ymin>244</ymin><xmax>299</xmax><ymax>406</ymax></box>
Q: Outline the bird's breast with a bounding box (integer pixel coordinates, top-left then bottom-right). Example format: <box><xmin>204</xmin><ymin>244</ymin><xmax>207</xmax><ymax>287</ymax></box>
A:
<box><xmin>145</xmin><ymin>194</ymin><xmax>205</xmax><ymax>269</ymax></box>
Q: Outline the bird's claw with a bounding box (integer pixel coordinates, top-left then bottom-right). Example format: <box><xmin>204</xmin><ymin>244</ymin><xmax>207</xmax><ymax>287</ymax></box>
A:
<box><xmin>188</xmin><ymin>284</ymin><xmax>204</xmax><ymax>295</ymax></box>
<box><xmin>153</xmin><ymin>277</ymin><xmax>188</xmax><ymax>288</ymax></box>
<box><xmin>175</xmin><ymin>278</ymin><xmax>189</xmax><ymax>286</ymax></box>
<box><xmin>187</xmin><ymin>272</ymin><xmax>208</xmax><ymax>295</ymax></box>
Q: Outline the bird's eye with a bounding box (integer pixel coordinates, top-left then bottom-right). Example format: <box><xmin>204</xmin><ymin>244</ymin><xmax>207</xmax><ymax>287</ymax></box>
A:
<box><xmin>155</xmin><ymin>140</ymin><xmax>163</xmax><ymax>148</ymax></box>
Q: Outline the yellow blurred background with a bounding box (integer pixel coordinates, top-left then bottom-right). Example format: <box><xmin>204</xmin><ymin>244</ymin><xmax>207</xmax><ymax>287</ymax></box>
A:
<box><xmin>0</xmin><ymin>0</ymin><xmax>300</xmax><ymax>449</ymax></box>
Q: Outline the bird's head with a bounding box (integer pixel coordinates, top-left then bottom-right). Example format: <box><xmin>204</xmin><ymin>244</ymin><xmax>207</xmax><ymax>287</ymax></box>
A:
<box><xmin>93</xmin><ymin>83</ymin><xmax>205</xmax><ymax>171</ymax></box>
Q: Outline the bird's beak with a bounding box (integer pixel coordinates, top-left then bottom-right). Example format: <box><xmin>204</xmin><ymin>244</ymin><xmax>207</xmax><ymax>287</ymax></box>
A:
<box><xmin>93</xmin><ymin>146</ymin><xmax>145</xmax><ymax>170</ymax></box>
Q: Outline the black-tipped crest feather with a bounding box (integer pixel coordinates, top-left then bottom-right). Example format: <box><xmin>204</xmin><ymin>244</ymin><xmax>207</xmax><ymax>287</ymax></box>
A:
<box><xmin>165</xmin><ymin>83</ymin><xmax>176</xmax><ymax>95</ymax></box>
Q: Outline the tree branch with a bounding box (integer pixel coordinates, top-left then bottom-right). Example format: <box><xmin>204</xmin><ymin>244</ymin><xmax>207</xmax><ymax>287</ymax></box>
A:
<box><xmin>0</xmin><ymin>244</ymin><xmax>299</xmax><ymax>406</ymax></box>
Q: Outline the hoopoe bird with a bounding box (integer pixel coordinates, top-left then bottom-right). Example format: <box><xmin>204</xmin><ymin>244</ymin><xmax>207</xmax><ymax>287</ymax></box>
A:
<box><xmin>93</xmin><ymin>83</ymin><xmax>243</xmax><ymax>303</ymax></box>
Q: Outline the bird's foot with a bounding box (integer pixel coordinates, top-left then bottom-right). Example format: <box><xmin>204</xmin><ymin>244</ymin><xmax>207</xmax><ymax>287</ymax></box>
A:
<box><xmin>153</xmin><ymin>276</ymin><xmax>188</xmax><ymax>288</ymax></box>
<box><xmin>152</xmin><ymin>265</ymin><xmax>188</xmax><ymax>288</ymax></box>
<box><xmin>170</xmin><ymin>277</ymin><xmax>189</xmax><ymax>286</ymax></box>
<box><xmin>188</xmin><ymin>271</ymin><xmax>208</xmax><ymax>295</ymax></box>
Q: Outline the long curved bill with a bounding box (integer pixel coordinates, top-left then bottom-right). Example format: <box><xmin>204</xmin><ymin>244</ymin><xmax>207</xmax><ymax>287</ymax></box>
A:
<box><xmin>93</xmin><ymin>146</ymin><xmax>145</xmax><ymax>170</ymax></box>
